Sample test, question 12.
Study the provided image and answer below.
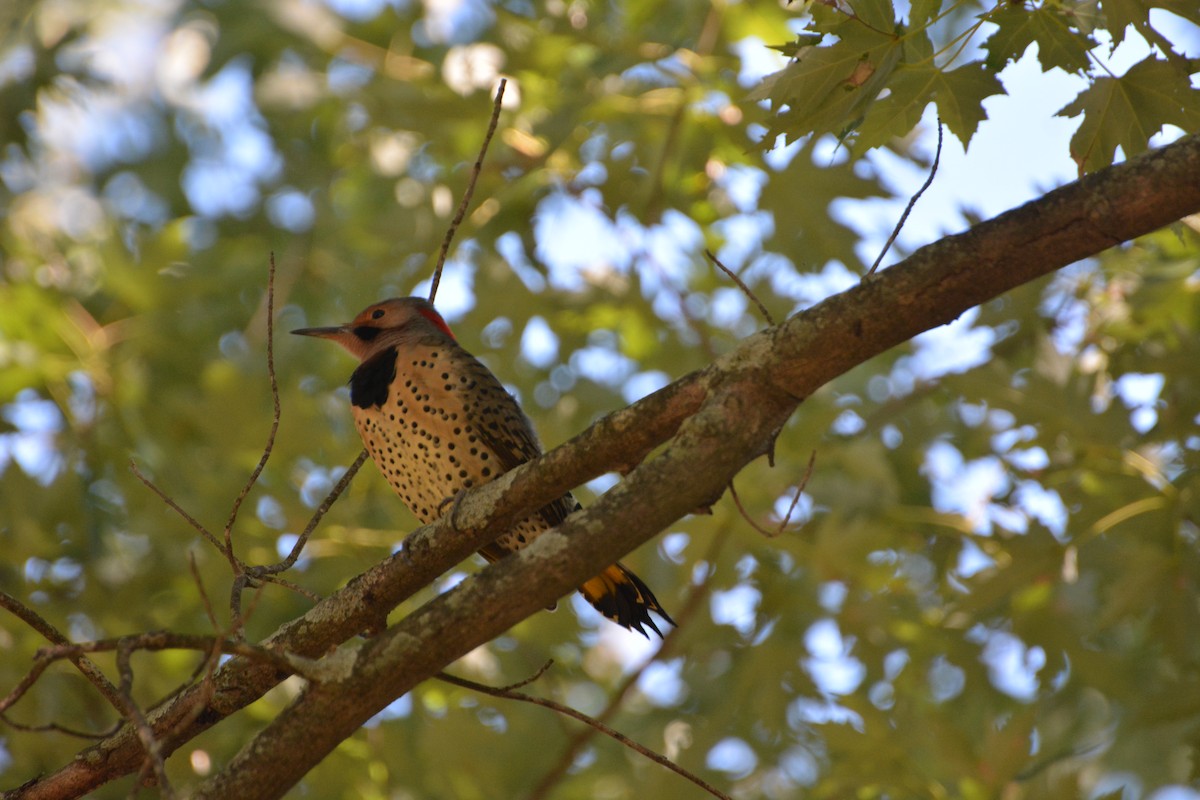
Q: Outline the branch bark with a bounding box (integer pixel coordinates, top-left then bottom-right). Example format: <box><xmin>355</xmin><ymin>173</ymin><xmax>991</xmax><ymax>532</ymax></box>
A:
<box><xmin>11</xmin><ymin>132</ymin><xmax>1200</xmax><ymax>800</ymax></box>
<box><xmin>193</xmin><ymin>132</ymin><xmax>1200</xmax><ymax>799</ymax></box>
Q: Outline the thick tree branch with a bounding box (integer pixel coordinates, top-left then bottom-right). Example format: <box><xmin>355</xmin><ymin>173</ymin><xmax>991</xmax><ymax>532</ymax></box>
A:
<box><xmin>11</xmin><ymin>133</ymin><xmax>1200</xmax><ymax>800</ymax></box>
<box><xmin>190</xmin><ymin>133</ymin><xmax>1200</xmax><ymax>799</ymax></box>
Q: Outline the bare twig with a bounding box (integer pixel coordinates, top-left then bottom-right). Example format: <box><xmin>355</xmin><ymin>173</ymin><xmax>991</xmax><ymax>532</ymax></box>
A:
<box><xmin>528</xmin><ymin>526</ymin><xmax>732</xmax><ymax>799</ymax></box>
<box><xmin>223</xmin><ymin>254</ymin><xmax>282</xmax><ymax>557</ymax></box>
<box><xmin>497</xmin><ymin>659</ymin><xmax>554</xmax><ymax>692</ymax></box>
<box><xmin>728</xmin><ymin>481</ymin><xmax>779</xmax><ymax>537</ymax></box>
<box><xmin>231</xmin><ymin>450</ymin><xmax>368</xmax><ymax>618</ymax></box>
<box><xmin>246</xmin><ymin>450</ymin><xmax>370</xmax><ymax>579</ymax></box>
<box><xmin>0</xmin><ymin>590</ymin><xmax>124</xmax><ymax>715</ymax></box>
<box><xmin>0</xmin><ymin>712</ymin><xmax>114</xmax><ymax>739</ymax></box>
<box><xmin>0</xmin><ymin>628</ymin><xmax>309</xmax><ymax>787</ymax></box>
<box><xmin>437</xmin><ymin>671</ymin><xmax>731</xmax><ymax>800</ymax></box>
<box><xmin>704</xmin><ymin>249</ymin><xmax>776</xmax><ymax>326</ymax></box>
<box><xmin>253</xmin><ymin>574</ymin><xmax>322</xmax><ymax>603</ymax></box>
<box><xmin>23</xmin><ymin>633</ymin><xmax>314</xmax><ymax>686</ymax></box>
<box><xmin>130</xmin><ymin>461</ymin><xmax>231</xmax><ymax>565</ymax></box>
<box><xmin>116</xmin><ymin>639</ymin><xmax>173</xmax><ymax>798</ymax></box>
<box><xmin>189</xmin><ymin>553</ymin><xmax>220</xmax><ymax>632</ymax></box>
<box><xmin>867</xmin><ymin>119</ymin><xmax>944</xmax><ymax>277</ymax></box>
<box><xmin>728</xmin><ymin>450</ymin><xmax>816</xmax><ymax>537</ymax></box>
<box><xmin>429</xmin><ymin>78</ymin><xmax>507</xmax><ymax>303</ymax></box>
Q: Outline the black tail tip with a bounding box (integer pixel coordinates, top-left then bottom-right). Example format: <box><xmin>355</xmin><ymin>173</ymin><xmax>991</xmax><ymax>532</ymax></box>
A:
<box><xmin>585</xmin><ymin>564</ymin><xmax>676</xmax><ymax>639</ymax></box>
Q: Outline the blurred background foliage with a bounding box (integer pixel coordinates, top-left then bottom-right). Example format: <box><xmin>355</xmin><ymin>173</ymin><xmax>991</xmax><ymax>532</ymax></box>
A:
<box><xmin>1</xmin><ymin>0</ymin><xmax>1199</xmax><ymax>798</ymax></box>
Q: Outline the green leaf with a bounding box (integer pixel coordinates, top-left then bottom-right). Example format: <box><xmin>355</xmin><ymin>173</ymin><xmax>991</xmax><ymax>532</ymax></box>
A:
<box><xmin>850</xmin><ymin>0</ymin><xmax>899</xmax><ymax>31</ymax></box>
<box><xmin>908</xmin><ymin>0</ymin><xmax>945</xmax><ymax>28</ymax></box>
<box><xmin>856</xmin><ymin>62</ymin><xmax>1004</xmax><ymax>150</ymax></box>
<box><xmin>750</xmin><ymin>16</ymin><xmax>903</xmax><ymax>146</ymax></box>
<box><xmin>1098</xmin><ymin>0</ymin><xmax>1150</xmax><ymax>46</ymax></box>
<box><xmin>983</xmin><ymin>5</ymin><xmax>1097</xmax><ymax>74</ymax></box>
<box><xmin>1101</xmin><ymin>0</ymin><xmax>1199</xmax><ymax>65</ymax></box>
<box><xmin>765</xmin><ymin>33</ymin><xmax>825</xmax><ymax>59</ymax></box>
<box><xmin>854</xmin><ymin>64</ymin><xmax>939</xmax><ymax>149</ymax></box>
<box><xmin>933</xmin><ymin>62</ymin><xmax>1007</xmax><ymax>145</ymax></box>
<box><xmin>1056</xmin><ymin>55</ymin><xmax>1200</xmax><ymax>172</ymax></box>
<box><xmin>1157</xmin><ymin>0</ymin><xmax>1200</xmax><ymax>27</ymax></box>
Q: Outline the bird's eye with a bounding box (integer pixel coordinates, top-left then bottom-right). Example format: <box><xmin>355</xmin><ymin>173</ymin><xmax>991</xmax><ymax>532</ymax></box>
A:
<box><xmin>371</xmin><ymin>309</ymin><xmax>385</xmax><ymax>320</ymax></box>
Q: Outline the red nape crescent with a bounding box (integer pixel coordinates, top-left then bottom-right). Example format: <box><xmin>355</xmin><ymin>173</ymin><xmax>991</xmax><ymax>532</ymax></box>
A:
<box><xmin>416</xmin><ymin>305</ymin><xmax>455</xmax><ymax>339</ymax></box>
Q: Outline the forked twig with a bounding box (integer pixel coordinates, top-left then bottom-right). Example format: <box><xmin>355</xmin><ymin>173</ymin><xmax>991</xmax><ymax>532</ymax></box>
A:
<box><xmin>429</xmin><ymin>78</ymin><xmax>507</xmax><ymax>303</ymax></box>
<box><xmin>247</xmin><ymin>450</ymin><xmax>370</xmax><ymax>578</ymax></box>
<box><xmin>0</xmin><ymin>630</ymin><xmax>312</xmax><ymax>762</ymax></box>
<box><xmin>705</xmin><ymin>249</ymin><xmax>776</xmax><ymax>326</ymax></box>
<box><xmin>729</xmin><ymin>450</ymin><xmax>817</xmax><ymax>537</ymax></box>
<box><xmin>867</xmin><ymin>119</ymin><xmax>944</xmax><ymax>277</ymax></box>
<box><xmin>0</xmin><ymin>590</ymin><xmax>124</xmax><ymax>714</ymax></box>
<box><xmin>32</xmin><ymin>634</ymin><xmax>314</xmax><ymax>682</ymax></box>
<box><xmin>231</xmin><ymin>450</ymin><xmax>369</xmax><ymax>617</ymax></box>
<box><xmin>437</xmin><ymin>670</ymin><xmax>731</xmax><ymax>800</ymax></box>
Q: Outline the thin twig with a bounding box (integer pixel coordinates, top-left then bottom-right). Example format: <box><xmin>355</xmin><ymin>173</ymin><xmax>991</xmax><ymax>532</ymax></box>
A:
<box><xmin>497</xmin><ymin>659</ymin><xmax>554</xmax><ymax>692</ymax></box>
<box><xmin>429</xmin><ymin>78</ymin><xmax>507</xmax><ymax>303</ymax></box>
<box><xmin>528</xmin><ymin>526</ymin><xmax>733</xmax><ymax>799</ymax></box>
<box><xmin>0</xmin><ymin>711</ymin><xmax>114</xmax><ymax>739</ymax></box>
<box><xmin>867</xmin><ymin>119</ymin><xmax>944</xmax><ymax>277</ymax></box>
<box><xmin>728</xmin><ymin>450</ymin><xmax>817</xmax><ymax>538</ymax></box>
<box><xmin>0</xmin><ymin>590</ymin><xmax>125</xmax><ymax>715</ymax></box>
<box><xmin>437</xmin><ymin>671</ymin><xmax>731</xmax><ymax>800</ymax></box>
<box><xmin>728</xmin><ymin>481</ymin><xmax>780</xmax><ymax>537</ymax></box>
<box><xmin>116</xmin><ymin>639</ymin><xmax>174</xmax><ymax>799</ymax></box>
<box><xmin>189</xmin><ymin>552</ymin><xmax>219</xmax><ymax>631</ymax></box>
<box><xmin>223</xmin><ymin>253</ymin><xmax>282</xmax><ymax>557</ymax></box>
<box><xmin>232</xmin><ymin>450</ymin><xmax>368</xmax><ymax>619</ymax></box>
<box><xmin>130</xmin><ymin>461</ymin><xmax>231</xmax><ymax>565</ymax></box>
<box><xmin>227</xmin><ymin>572</ymin><xmax>272</xmax><ymax>641</ymax></box>
<box><xmin>28</xmin><ymin>634</ymin><xmax>313</xmax><ymax>681</ymax></box>
<box><xmin>254</xmin><ymin>574</ymin><xmax>323</xmax><ymax>603</ymax></box>
<box><xmin>704</xmin><ymin>249</ymin><xmax>775</xmax><ymax>326</ymax></box>
<box><xmin>247</xmin><ymin>450</ymin><xmax>370</xmax><ymax>578</ymax></box>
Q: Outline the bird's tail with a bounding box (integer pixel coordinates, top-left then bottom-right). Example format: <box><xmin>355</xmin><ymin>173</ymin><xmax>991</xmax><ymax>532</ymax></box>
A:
<box><xmin>579</xmin><ymin>563</ymin><xmax>675</xmax><ymax>638</ymax></box>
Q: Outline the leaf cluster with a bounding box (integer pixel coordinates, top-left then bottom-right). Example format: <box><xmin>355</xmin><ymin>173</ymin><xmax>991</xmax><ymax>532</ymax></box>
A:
<box><xmin>752</xmin><ymin>0</ymin><xmax>1200</xmax><ymax>170</ymax></box>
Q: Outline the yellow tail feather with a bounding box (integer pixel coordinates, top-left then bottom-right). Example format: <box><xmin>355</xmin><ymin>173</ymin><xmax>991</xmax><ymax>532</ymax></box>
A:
<box><xmin>579</xmin><ymin>563</ymin><xmax>675</xmax><ymax>638</ymax></box>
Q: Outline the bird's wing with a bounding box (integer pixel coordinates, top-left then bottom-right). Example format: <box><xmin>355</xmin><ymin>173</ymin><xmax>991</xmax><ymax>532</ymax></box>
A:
<box><xmin>456</xmin><ymin>351</ymin><xmax>577</xmax><ymax>529</ymax></box>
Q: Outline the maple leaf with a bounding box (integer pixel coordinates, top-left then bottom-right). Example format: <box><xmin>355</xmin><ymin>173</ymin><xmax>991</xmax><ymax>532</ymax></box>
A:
<box><xmin>1056</xmin><ymin>55</ymin><xmax>1200</xmax><ymax>173</ymax></box>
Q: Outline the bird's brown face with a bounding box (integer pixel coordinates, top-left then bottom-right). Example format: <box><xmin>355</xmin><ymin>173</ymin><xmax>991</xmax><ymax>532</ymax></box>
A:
<box><xmin>292</xmin><ymin>298</ymin><xmax>455</xmax><ymax>360</ymax></box>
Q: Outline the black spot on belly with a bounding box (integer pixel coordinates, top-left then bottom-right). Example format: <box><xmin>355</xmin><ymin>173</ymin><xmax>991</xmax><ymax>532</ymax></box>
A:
<box><xmin>350</xmin><ymin>347</ymin><xmax>398</xmax><ymax>409</ymax></box>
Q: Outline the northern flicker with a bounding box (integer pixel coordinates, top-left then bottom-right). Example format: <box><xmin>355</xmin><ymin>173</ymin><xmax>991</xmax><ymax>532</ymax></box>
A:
<box><xmin>293</xmin><ymin>296</ymin><xmax>674</xmax><ymax>636</ymax></box>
